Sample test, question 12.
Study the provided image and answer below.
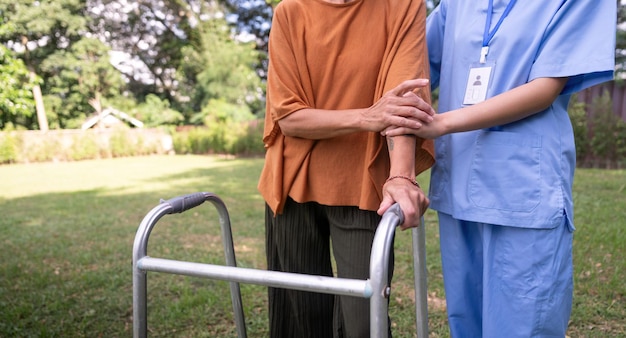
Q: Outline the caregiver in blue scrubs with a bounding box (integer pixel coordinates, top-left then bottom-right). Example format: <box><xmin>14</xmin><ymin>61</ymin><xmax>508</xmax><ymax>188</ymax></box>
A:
<box><xmin>384</xmin><ymin>0</ymin><xmax>616</xmax><ymax>336</ymax></box>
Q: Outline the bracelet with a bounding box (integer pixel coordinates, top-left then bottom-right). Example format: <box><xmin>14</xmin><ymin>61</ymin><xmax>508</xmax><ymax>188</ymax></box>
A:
<box><xmin>385</xmin><ymin>175</ymin><xmax>420</xmax><ymax>188</ymax></box>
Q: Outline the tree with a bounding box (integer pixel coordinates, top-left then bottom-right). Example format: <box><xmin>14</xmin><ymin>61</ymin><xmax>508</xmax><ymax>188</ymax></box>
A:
<box><xmin>131</xmin><ymin>94</ymin><xmax>184</xmax><ymax>127</ymax></box>
<box><xmin>40</xmin><ymin>38</ymin><xmax>126</xmax><ymax>129</ymax></box>
<box><xmin>88</xmin><ymin>0</ymin><xmax>264</xmax><ymax>120</ymax></box>
<box><xmin>177</xmin><ymin>13</ymin><xmax>263</xmax><ymax>123</ymax></box>
<box><xmin>0</xmin><ymin>0</ymin><xmax>90</xmax><ymax>130</ymax></box>
<box><xmin>0</xmin><ymin>45</ymin><xmax>38</xmax><ymax>130</ymax></box>
<box><xmin>221</xmin><ymin>0</ymin><xmax>272</xmax><ymax>79</ymax></box>
<box><xmin>87</xmin><ymin>0</ymin><xmax>195</xmax><ymax>102</ymax></box>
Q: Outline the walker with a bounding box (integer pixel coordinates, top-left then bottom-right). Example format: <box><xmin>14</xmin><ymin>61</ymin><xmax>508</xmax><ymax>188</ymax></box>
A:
<box><xmin>132</xmin><ymin>192</ymin><xmax>428</xmax><ymax>337</ymax></box>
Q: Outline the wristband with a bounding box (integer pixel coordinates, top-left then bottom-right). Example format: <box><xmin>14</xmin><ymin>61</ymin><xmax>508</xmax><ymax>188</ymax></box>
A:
<box><xmin>385</xmin><ymin>175</ymin><xmax>420</xmax><ymax>188</ymax></box>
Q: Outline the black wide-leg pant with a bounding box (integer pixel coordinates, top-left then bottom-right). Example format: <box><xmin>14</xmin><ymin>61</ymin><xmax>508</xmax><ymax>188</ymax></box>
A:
<box><xmin>265</xmin><ymin>197</ymin><xmax>393</xmax><ymax>338</ymax></box>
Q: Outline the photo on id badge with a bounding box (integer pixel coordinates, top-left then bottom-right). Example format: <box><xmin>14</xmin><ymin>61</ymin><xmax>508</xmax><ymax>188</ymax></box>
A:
<box><xmin>463</xmin><ymin>62</ymin><xmax>494</xmax><ymax>105</ymax></box>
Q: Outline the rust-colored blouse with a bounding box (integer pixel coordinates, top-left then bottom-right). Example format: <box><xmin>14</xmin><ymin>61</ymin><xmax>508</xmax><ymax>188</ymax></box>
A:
<box><xmin>258</xmin><ymin>0</ymin><xmax>435</xmax><ymax>214</ymax></box>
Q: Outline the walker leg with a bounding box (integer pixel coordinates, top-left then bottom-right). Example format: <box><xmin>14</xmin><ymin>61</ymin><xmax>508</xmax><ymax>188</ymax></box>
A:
<box><xmin>132</xmin><ymin>193</ymin><xmax>247</xmax><ymax>338</ymax></box>
<box><xmin>133</xmin><ymin>262</ymin><xmax>148</xmax><ymax>338</ymax></box>
<box><xmin>412</xmin><ymin>217</ymin><xmax>428</xmax><ymax>338</ymax></box>
<box><xmin>208</xmin><ymin>198</ymin><xmax>247</xmax><ymax>338</ymax></box>
<box><xmin>369</xmin><ymin>204</ymin><xmax>404</xmax><ymax>338</ymax></box>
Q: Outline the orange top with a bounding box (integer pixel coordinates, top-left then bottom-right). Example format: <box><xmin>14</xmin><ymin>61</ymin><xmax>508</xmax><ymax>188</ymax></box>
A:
<box><xmin>258</xmin><ymin>0</ymin><xmax>435</xmax><ymax>214</ymax></box>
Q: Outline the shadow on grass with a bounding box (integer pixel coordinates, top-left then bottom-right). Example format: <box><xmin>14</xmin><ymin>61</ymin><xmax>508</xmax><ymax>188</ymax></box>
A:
<box><xmin>0</xmin><ymin>160</ymin><xmax>269</xmax><ymax>337</ymax></box>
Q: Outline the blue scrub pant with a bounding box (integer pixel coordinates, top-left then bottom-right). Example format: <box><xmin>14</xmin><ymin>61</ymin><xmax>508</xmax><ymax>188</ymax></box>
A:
<box><xmin>438</xmin><ymin>212</ymin><xmax>573</xmax><ymax>338</ymax></box>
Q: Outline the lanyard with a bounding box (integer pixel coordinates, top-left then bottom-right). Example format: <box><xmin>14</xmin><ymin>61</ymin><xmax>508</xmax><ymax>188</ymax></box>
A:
<box><xmin>480</xmin><ymin>0</ymin><xmax>517</xmax><ymax>63</ymax></box>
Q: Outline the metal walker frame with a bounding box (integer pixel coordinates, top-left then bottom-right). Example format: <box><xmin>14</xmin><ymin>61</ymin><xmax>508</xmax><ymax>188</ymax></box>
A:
<box><xmin>132</xmin><ymin>192</ymin><xmax>428</xmax><ymax>338</ymax></box>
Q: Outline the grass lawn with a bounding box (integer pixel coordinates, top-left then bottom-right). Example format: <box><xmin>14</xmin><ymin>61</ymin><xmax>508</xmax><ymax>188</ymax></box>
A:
<box><xmin>0</xmin><ymin>155</ymin><xmax>624</xmax><ymax>337</ymax></box>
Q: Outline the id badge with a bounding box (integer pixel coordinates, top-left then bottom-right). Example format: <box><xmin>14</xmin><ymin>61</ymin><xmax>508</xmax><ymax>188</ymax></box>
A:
<box><xmin>463</xmin><ymin>61</ymin><xmax>495</xmax><ymax>105</ymax></box>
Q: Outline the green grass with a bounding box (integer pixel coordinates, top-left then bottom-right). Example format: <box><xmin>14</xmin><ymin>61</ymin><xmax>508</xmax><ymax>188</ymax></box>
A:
<box><xmin>0</xmin><ymin>156</ymin><xmax>624</xmax><ymax>337</ymax></box>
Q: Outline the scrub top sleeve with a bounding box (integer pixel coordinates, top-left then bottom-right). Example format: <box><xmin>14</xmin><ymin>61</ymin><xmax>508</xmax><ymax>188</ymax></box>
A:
<box><xmin>530</xmin><ymin>0</ymin><xmax>616</xmax><ymax>94</ymax></box>
<box><xmin>426</xmin><ymin>1</ymin><xmax>447</xmax><ymax>90</ymax></box>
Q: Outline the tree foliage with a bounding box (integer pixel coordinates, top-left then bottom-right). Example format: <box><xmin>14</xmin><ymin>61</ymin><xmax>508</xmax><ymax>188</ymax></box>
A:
<box><xmin>40</xmin><ymin>38</ymin><xmax>125</xmax><ymax>128</ymax></box>
<box><xmin>0</xmin><ymin>0</ymin><xmax>622</xmax><ymax>132</ymax></box>
<box><xmin>0</xmin><ymin>0</ymin><xmax>87</xmax><ymax>63</ymax></box>
<box><xmin>0</xmin><ymin>45</ymin><xmax>37</xmax><ymax>130</ymax></box>
<box><xmin>1</xmin><ymin>0</ymin><xmax>89</xmax><ymax>130</ymax></box>
<box><xmin>89</xmin><ymin>0</ymin><xmax>265</xmax><ymax>124</ymax></box>
<box><xmin>87</xmin><ymin>0</ymin><xmax>194</xmax><ymax>101</ymax></box>
<box><xmin>616</xmin><ymin>0</ymin><xmax>626</xmax><ymax>76</ymax></box>
<box><xmin>222</xmin><ymin>0</ymin><xmax>272</xmax><ymax>77</ymax></box>
<box><xmin>177</xmin><ymin>16</ymin><xmax>263</xmax><ymax>121</ymax></box>
<box><xmin>131</xmin><ymin>94</ymin><xmax>184</xmax><ymax>127</ymax></box>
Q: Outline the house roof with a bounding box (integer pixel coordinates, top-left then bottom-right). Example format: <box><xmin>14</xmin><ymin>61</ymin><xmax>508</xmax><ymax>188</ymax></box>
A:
<box><xmin>81</xmin><ymin>107</ymin><xmax>144</xmax><ymax>130</ymax></box>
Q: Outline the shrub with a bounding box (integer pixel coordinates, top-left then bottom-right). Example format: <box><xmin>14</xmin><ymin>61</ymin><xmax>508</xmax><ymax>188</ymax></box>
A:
<box><xmin>0</xmin><ymin>133</ymin><xmax>19</xmax><ymax>164</ymax></box>
<box><xmin>589</xmin><ymin>91</ymin><xmax>626</xmax><ymax>168</ymax></box>
<box><xmin>188</xmin><ymin>127</ymin><xmax>213</xmax><ymax>154</ymax></box>
<box><xmin>25</xmin><ymin>138</ymin><xmax>63</xmax><ymax>163</ymax></box>
<box><xmin>610</xmin><ymin>118</ymin><xmax>626</xmax><ymax>169</ymax></box>
<box><xmin>568</xmin><ymin>97</ymin><xmax>590</xmax><ymax>165</ymax></box>
<box><xmin>135</xmin><ymin>135</ymin><xmax>158</xmax><ymax>156</ymax></box>
<box><xmin>172</xmin><ymin>119</ymin><xmax>265</xmax><ymax>156</ymax></box>
<box><xmin>172</xmin><ymin>132</ymin><xmax>191</xmax><ymax>154</ymax></box>
<box><xmin>231</xmin><ymin>119</ymin><xmax>265</xmax><ymax>155</ymax></box>
<box><xmin>0</xmin><ymin>129</ymin><xmax>170</xmax><ymax>164</ymax></box>
<box><xmin>109</xmin><ymin>129</ymin><xmax>136</xmax><ymax>157</ymax></box>
<box><xmin>69</xmin><ymin>133</ymin><xmax>101</xmax><ymax>161</ymax></box>
<box><xmin>570</xmin><ymin>90</ymin><xmax>626</xmax><ymax>169</ymax></box>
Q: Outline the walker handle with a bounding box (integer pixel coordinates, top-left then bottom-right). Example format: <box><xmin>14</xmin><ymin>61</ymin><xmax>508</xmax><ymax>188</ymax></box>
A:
<box><xmin>161</xmin><ymin>192</ymin><xmax>208</xmax><ymax>214</ymax></box>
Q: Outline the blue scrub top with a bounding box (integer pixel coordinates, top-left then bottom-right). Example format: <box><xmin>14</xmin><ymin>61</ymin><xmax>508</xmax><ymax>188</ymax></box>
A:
<box><xmin>426</xmin><ymin>0</ymin><xmax>616</xmax><ymax>229</ymax></box>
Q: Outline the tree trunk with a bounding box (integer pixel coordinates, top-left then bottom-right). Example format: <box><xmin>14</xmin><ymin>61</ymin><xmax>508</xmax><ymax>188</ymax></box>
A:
<box><xmin>29</xmin><ymin>70</ymin><xmax>48</xmax><ymax>131</ymax></box>
<box><xmin>22</xmin><ymin>32</ymin><xmax>49</xmax><ymax>132</ymax></box>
